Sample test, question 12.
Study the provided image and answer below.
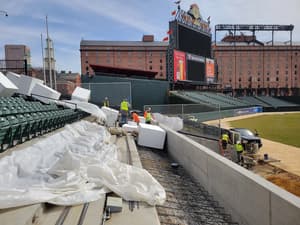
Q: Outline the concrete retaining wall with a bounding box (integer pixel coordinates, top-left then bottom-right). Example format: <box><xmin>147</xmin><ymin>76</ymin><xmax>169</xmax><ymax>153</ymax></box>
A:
<box><xmin>162</xmin><ymin>125</ymin><xmax>300</xmax><ymax>225</ymax></box>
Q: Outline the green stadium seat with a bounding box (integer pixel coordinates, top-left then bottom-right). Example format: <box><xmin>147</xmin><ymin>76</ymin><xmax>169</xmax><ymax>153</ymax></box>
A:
<box><xmin>6</xmin><ymin>115</ymin><xmax>20</xmax><ymax>147</ymax></box>
<box><xmin>0</xmin><ymin>117</ymin><xmax>10</xmax><ymax>152</ymax></box>
<box><xmin>15</xmin><ymin>114</ymin><xmax>28</xmax><ymax>144</ymax></box>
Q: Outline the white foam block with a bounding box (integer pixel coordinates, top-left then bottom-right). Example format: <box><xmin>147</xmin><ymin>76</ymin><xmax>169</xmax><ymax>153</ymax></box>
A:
<box><xmin>137</xmin><ymin>123</ymin><xmax>166</xmax><ymax>150</ymax></box>
<box><xmin>128</xmin><ymin>121</ymin><xmax>137</xmax><ymax>126</ymax></box>
<box><xmin>106</xmin><ymin>197</ymin><xmax>122</xmax><ymax>213</ymax></box>
<box><xmin>71</xmin><ymin>87</ymin><xmax>90</xmax><ymax>102</ymax></box>
<box><xmin>0</xmin><ymin>72</ymin><xmax>18</xmax><ymax>97</ymax></box>
<box><xmin>6</xmin><ymin>71</ymin><xmax>21</xmax><ymax>87</ymax></box>
<box><xmin>31</xmin><ymin>83</ymin><xmax>61</xmax><ymax>104</ymax></box>
<box><xmin>101</xmin><ymin>106</ymin><xmax>119</xmax><ymax>127</ymax></box>
<box><xmin>122</xmin><ymin>124</ymin><xmax>138</xmax><ymax>133</ymax></box>
<box><xmin>138</xmin><ymin>116</ymin><xmax>145</xmax><ymax>123</ymax></box>
<box><xmin>16</xmin><ymin>74</ymin><xmax>43</xmax><ymax>96</ymax></box>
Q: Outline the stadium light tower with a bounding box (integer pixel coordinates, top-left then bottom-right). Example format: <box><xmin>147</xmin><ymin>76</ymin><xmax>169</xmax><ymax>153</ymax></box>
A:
<box><xmin>0</xmin><ymin>10</ymin><xmax>8</xmax><ymax>17</ymax></box>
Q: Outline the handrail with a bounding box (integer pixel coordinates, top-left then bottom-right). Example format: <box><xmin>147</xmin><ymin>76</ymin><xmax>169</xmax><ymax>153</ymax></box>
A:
<box><xmin>31</xmin><ymin>93</ymin><xmax>78</xmax><ymax>110</ymax></box>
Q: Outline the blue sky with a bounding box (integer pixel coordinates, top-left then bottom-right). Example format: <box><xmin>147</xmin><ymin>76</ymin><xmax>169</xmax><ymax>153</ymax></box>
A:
<box><xmin>1</xmin><ymin>0</ymin><xmax>299</xmax><ymax>74</ymax></box>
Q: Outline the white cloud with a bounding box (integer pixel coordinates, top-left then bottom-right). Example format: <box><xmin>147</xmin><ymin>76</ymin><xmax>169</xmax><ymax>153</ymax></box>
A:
<box><xmin>50</xmin><ymin>0</ymin><xmax>165</xmax><ymax>35</ymax></box>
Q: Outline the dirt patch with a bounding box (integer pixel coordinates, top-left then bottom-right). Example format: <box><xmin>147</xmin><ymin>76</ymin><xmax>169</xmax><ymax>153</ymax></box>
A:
<box><xmin>251</xmin><ymin>162</ymin><xmax>300</xmax><ymax>197</ymax></box>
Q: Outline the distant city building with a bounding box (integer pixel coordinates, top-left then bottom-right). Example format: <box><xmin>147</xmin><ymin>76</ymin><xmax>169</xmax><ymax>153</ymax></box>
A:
<box><xmin>31</xmin><ymin>68</ymin><xmax>80</xmax><ymax>97</ymax></box>
<box><xmin>80</xmin><ymin>35</ymin><xmax>168</xmax><ymax>80</ymax></box>
<box><xmin>213</xmin><ymin>38</ymin><xmax>300</xmax><ymax>96</ymax></box>
<box><xmin>4</xmin><ymin>44</ymin><xmax>31</xmax><ymax>74</ymax></box>
<box><xmin>56</xmin><ymin>71</ymin><xmax>81</xmax><ymax>98</ymax></box>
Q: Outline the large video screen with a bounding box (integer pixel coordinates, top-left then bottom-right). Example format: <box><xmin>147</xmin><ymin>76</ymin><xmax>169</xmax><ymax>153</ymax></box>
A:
<box><xmin>206</xmin><ymin>58</ymin><xmax>215</xmax><ymax>83</ymax></box>
<box><xmin>186</xmin><ymin>53</ymin><xmax>205</xmax><ymax>82</ymax></box>
<box><xmin>173</xmin><ymin>50</ymin><xmax>186</xmax><ymax>82</ymax></box>
<box><xmin>178</xmin><ymin>24</ymin><xmax>211</xmax><ymax>58</ymax></box>
<box><xmin>187</xmin><ymin>60</ymin><xmax>205</xmax><ymax>82</ymax></box>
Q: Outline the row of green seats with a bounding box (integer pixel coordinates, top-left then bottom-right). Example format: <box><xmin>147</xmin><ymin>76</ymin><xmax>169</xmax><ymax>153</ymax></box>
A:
<box><xmin>0</xmin><ymin>109</ymin><xmax>80</xmax><ymax>152</ymax></box>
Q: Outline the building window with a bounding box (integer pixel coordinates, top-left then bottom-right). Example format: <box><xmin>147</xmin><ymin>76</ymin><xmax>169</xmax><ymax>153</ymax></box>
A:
<box><xmin>295</xmin><ymin>71</ymin><xmax>297</xmax><ymax>75</ymax></box>
<box><xmin>86</xmin><ymin>66</ymin><xmax>89</xmax><ymax>71</ymax></box>
<box><xmin>257</xmin><ymin>78</ymin><xmax>260</xmax><ymax>82</ymax></box>
<box><xmin>248</xmin><ymin>77</ymin><xmax>252</xmax><ymax>82</ymax></box>
<box><xmin>160</xmin><ymin>66</ymin><xmax>163</xmax><ymax>70</ymax></box>
<box><xmin>149</xmin><ymin>52</ymin><xmax>152</xmax><ymax>57</ymax></box>
<box><xmin>160</xmin><ymin>59</ymin><xmax>163</xmax><ymax>63</ymax></box>
<box><xmin>286</xmin><ymin>71</ymin><xmax>289</xmax><ymax>75</ymax></box>
<box><xmin>238</xmin><ymin>77</ymin><xmax>241</xmax><ymax>82</ymax></box>
<box><xmin>286</xmin><ymin>77</ymin><xmax>288</xmax><ymax>81</ymax></box>
<box><xmin>160</xmin><ymin>72</ymin><xmax>163</xmax><ymax>77</ymax></box>
<box><xmin>295</xmin><ymin>65</ymin><xmax>298</xmax><ymax>69</ymax></box>
<box><xmin>267</xmin><ymin>77</ymin><xmax>270</xmax><ymax>81</ymax></box>
<box><xmin>85</xmin><ymin>52</ymin><xmax>88</xmax><ymax>57</ymax></box>
<box><xmin>276</xmin><ymin>77</ymin><xmax>279</xmax><ymax>81</ymax></box>
<box><xmin>276</xmin><ymin>70</ymin><xmax>279</xmax><ymax>75</ymax></box>
<box><xmin>229</xmin><ymin>79</ymin><xmax>232</xmax><ymax>82</ymax></box>
<box><xmin>85</xmin><ymin>60</ymin><xmax>88</xmax><ymax>64</ymax></box>
<box><xmin>149</xmin><ymin>60</ymin><xmax>152</xmax><ymax>64</ymax></box>
<box><xmin>149</xmin><ymin>66</ymin><xmax>152</xmax><ymax>70</ymax></box>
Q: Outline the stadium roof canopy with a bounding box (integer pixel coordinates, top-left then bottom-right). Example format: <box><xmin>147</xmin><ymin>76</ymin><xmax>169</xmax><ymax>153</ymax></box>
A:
<box><xmin>90</xmin><ymin>64</ymin><xmax>157</xmax><ymax>78</ymax></box>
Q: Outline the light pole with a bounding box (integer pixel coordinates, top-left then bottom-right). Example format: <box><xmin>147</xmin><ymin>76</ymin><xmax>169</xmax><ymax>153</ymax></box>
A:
<box><xmin>0</xmin><ymin>10</ymin><xmax>8</xmax><ymax>17</ymax></box>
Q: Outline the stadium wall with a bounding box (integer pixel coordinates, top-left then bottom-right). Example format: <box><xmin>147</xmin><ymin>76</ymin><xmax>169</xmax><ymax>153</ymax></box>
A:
<box><xmin>81</xmin><ymin>74</ymin><xmax>169</xmax><ymax>110</ymax></box>
<box><xmin>162</xmin><ymin>124</ymin><xmax>300</xmax><ymax>225</ymax></box>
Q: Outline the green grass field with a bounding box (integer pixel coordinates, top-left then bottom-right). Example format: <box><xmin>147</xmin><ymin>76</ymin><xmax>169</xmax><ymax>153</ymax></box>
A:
<box><xmin>229</xmin><ymin>113</ymin><xmax>300</xmax><ymax>148</ymax></box>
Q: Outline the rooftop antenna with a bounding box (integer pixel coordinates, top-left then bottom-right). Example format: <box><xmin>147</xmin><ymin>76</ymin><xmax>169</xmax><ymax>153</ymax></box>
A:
<box><xmin>41</xmin><ymin>33</ymin><xmax>46</xmax><ymax>84</ymax></box>
<box><xmin>46</xmin><ymin>15</ymin><xmax>53</xmax><ymax>88</ymax></box>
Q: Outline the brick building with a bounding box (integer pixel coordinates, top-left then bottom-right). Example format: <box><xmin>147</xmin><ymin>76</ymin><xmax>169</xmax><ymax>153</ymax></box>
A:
<box><xmin>80</xmin><ymin>35</ymin><xmax>168</xmax><ymax>80</ymax></box>
<box><xmin>31</xmin><ymin>68</ymin><xmax>81</xmax><ymax>98</ymax></box>
<box><xmin>213</xmin><ymin>39</ymin><xmax>300</xmax><ymax>96</ymax></box>
<box><xmin>4</xmin><ymin>44</ymin><xmax>31</xmax><ymax>74</ymax></box>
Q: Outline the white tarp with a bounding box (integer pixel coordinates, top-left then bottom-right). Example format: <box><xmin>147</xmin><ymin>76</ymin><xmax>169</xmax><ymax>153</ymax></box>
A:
<box><xmin>57</xmin><ymin>100</ymin><xmax>107</xmax><ymax>124</ymax></box>
<box><xmin>153</xmin><ymin>113</ymin><xmax>183</xmax><ymax>131</ymax></box>
<box><xmin>0</xmin><ymin>120</ymin><xmax>165</xmax><ymax>209</ymax></box>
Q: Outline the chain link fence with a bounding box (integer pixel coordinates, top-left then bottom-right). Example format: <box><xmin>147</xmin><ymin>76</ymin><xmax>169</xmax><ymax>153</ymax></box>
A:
<box><xmin>81</xmin><ymin>82</ymin><xmax>131</xmax><ymax>109</ymax></box>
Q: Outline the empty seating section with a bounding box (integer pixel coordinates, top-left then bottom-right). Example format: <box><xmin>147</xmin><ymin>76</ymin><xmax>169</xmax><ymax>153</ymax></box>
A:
<box><xmin>176</xmin><ymin>91</ymin><xmax>251</xmax><ymax>109</ymax></box>
<box><xmin>255</xmin><ymin>96</ymin><xmax>298</xmax><ymax>107</ymax></box>
<box><xmin>238</xmin><ymin>96</ymin><xmax>271</xmax><ymax>107</ymax></box>
<box><xmin>0</xmin><ymin>96</ymin><xmax>87</xmax><ymax>152</ymax></box>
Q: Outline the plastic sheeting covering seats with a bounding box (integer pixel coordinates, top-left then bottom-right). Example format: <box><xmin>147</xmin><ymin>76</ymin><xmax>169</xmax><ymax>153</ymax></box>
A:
<box><xmin>152</xmin><ymin>113</ymin><xmax>183</xmax><ymax>131</ymax></box>
<box><xmin>0</xmin><ymin>120</ymin><xmax>166</xmax><ymax>209</ymax></box>
<box><xmin>57</xmin><ymin>100</ymin><xmax>107</xmax><ymax>124</ymax></box>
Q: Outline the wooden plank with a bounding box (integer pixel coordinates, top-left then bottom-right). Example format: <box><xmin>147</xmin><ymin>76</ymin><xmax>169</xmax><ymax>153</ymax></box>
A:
<box><xmin>0</xmin><ymin>204</ymin><xmax>42</xmax><ymax>225</ymax></box>
<box><xmin>82</xmin><ymin>199</ymin><xmax>105</xmax><ymax>225</ymax></box>
<box><xmin>39</xmin><ymin>205</ymin><xmax>65</xmax><ymax>225</ymax></box>
<box><xmin>62</xmin><ymin>204</ymin><xmax>84</xmax><ymax>225</ymax></box>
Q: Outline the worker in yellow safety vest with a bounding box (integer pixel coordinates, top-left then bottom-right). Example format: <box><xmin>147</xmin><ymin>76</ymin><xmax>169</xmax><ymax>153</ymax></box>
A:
<box><xmin>235</xmin><ymin>141</ymin><xmax>244</xmax><ymax>163</ymax></box>
<box><xmin>103</xmin><ymin>97</ymin><xmax>109</xmax><ymax>107</ymax></box>
<box><xmin>120</xmin><ymin>98</ymin><xmax>130</xmax><ymax>125</ymax></box>
<box><xmin>221</xmin><ymin>132</ymin><xmax>230</xmax><ymax>150</ymax></box>
<box><xmin>144</xmin><ymin>108</ymin><xmax>152</xmax><ymax>124</ymax></box>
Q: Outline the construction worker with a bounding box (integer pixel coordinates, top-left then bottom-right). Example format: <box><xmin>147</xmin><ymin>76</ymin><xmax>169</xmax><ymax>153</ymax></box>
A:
<box><xmin>144</xmin><ymin>107</ymin><xmax>153</xmax><ymax>124</ymax></box>
<box><xmin>103</xmin><ymin>97</ymin><xmax>109</xmax><ymax>107</ymax></box>
<box><xmin>131</xmin><ymin>111</ymin><xmax>140</xmax><ymax>125</ymax></box>
<box><xmin>120</xmin><ymin>98</ymin><xmax>130</xmax><ymax>125</ymax></box>
<box><xmin>235</xmin><ymin>141</ymin><xmax>244</xmax><ymax>163</ymax></box>
<box><xmin>221</xmin><ymin>131</ymin><xmax>230</xmax><ymax>151</ymax></box>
